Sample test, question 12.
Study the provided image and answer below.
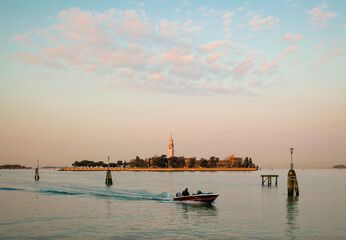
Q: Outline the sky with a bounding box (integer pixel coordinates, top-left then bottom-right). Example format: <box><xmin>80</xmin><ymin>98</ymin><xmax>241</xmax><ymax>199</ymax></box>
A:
<box><xmin>0</xmin><ymin>0</ymin><xmax>345</xmax><ymax>168</ymax></box>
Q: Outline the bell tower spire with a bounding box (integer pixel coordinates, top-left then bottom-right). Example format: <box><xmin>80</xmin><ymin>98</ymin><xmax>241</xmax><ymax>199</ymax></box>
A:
<box><xmin>168</xmin><ymin>134</ymin><xmax>174</xmax><ymax>158</ymax></box>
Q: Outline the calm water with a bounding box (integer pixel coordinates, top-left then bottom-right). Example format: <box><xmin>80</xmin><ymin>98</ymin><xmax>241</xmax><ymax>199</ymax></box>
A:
<box><xmin>0</xmin><ymin>169</ymin><xmax>345</xmax><ymax>239</ymax></box>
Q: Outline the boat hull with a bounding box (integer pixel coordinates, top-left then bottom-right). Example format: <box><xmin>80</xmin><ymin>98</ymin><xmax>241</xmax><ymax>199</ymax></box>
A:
<box><xmin>173</xmin><ymin>194</ymin><xmax>219</xmax><ymax>203</ymax></box>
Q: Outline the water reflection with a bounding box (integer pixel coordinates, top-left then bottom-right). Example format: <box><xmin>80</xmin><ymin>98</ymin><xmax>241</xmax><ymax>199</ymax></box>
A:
<box><xmin>166</xmin><ymin>172</ymin><xmax>173</xmax><ymax>194</ymax></box>
<box><xmin>177</xmin><ymin>202</ymin><xmax>217</xmax><ymax>220</ymax></box>
<box><xmin>105</xmin><ymin>199</ymin><xmax>112</xmax><ymax>218</ymax></box>
<box><xmin>286</xmin><ymin>196</ymin><xmax>299</xmax><ymax>239</ymax></box>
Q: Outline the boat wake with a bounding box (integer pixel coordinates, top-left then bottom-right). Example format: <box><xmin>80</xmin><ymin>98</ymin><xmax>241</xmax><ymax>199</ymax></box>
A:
<box><xmin>0</xmin><ymin>186</ymin><xmax>173</xmax><ymax>202</ymax></box>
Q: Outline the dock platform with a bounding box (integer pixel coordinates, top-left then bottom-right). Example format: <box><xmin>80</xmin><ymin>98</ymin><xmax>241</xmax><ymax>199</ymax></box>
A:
<box><xmin>261</xmin><ymin>175</ymin><xmax>279</xmax><ymax>186</ymax></box>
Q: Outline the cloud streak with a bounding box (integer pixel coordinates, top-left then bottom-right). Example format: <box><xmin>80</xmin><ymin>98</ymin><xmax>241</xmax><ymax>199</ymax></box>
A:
<box><xmin>308</xmin><ymin>4</ymin><xmax>337</xmax><ymax>28</ymax></box>
<box><xmin>280</xmin><ymin>34</ymin><xmax>302</xmax><ymax>42</ymax></box>
<box><xmin>247</xmin><ymin>15</ymin><xmax>279</xmax><ymax>31</ymax></box>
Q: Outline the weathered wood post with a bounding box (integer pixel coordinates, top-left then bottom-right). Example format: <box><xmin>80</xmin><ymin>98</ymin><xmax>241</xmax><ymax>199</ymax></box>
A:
<box><xmin>35</xmin><ymin>159</ymin><xmax>39</xmax><ymax>181</ymax></box>
<box><xmin>287</xmin><ymin>148</ymin><xmax>299</xmax><ymax>196</ymax></box>
<box><xmin>105</xmin><ymin>156</ymin><xmax>113</xmax><ymax>186</ymax></box>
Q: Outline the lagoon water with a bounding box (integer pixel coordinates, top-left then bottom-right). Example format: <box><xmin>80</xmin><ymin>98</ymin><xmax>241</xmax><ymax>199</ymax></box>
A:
<box><xmin>0</xmin><ymin>169</ymin><xmax>345</xmax><ymax>239</ymax></box>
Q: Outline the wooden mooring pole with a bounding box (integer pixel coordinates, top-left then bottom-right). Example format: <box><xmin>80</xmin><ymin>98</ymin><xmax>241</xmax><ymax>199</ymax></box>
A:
<box><xmin>105</xmin><ymin>156</ymin><xmax>113</xmax><ymax>186</ymax></box>
<box><xmin>35</xmin><ymin>159</ymin><xmax>39</xmax><ymax>181</ymax></box>
<box><xmin>287</xmin><ymin>148</ymin><xmax>299</xmax><ymax>196</ymax></box>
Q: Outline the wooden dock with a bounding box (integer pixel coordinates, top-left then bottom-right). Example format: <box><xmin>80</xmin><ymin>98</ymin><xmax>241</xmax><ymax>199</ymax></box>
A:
<box><xmin>261</xmin><ymin>175</ymin><xmax>279</xmax><ymax>186</ymax></box>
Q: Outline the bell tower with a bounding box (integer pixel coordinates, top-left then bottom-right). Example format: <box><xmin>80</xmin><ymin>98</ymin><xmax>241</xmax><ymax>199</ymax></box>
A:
<box><xmin>168</xmin><ymin>134</ymin><xmax>174</xmax><ymax>158</ymax></box>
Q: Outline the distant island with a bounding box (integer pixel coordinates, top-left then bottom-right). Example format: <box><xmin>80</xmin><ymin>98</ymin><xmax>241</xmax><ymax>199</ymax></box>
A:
<box><xmin>62</xmin><ymin>136</ymin><xmax>258</xmax><ymax>172</ymax></box>
<box><xmin>333</xmin><ymin>164</ymin><xmax>345</xmax><ymax>169</ymax></box>
<box><xmin>59</xmin><ymin>154</ymin><xmax>258</xmax><ymax>172</ymax></box>
<box><xmin>0</xmin><ymin>164</ymin><xmax>31</xmax><ymax>169</ymax></box>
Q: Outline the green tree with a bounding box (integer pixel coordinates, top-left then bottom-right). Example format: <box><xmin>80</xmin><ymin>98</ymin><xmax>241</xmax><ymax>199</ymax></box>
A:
<box><xmin>152</xmin><ymin>156</ymin><xmax>166</xmax><ymax>168</ymax></box>
<box><xmin>208</xmin><ymin>156</ymin><xmax>219</xmax><ymax>168</ymax></box>
<box><xmin>117</xmin><ymin>160</ymin><xmax>123</xmax><ymax>168</ymax></box>
<box><xmin>79</xmin><ymin>160</ymin><xmax>94</xmax><ymax>167</ymax></box>
<box><xmin>109</xmin><ymin>163</ymin><xmax>117</xmax><ymax>167</ymax></box>
<box><xmin>199</xmin><ymin>158</ymin><xmax>208</xmax><ymax>168</ymax></box>
<box><xmin>161</xmin><ymin>155</ymin><xmax>168</xmax><ymax>168</ymax></box>
<box><xmin>168</xmin><ymin>157</ymin><xmax>178</xmax><ymax>168</ymax></box>
<box><xmin>72</xmin><ymin>161</ymin><xmax>80</xmax><ymax>167</ymax></box>
<box><xmin>129</xmin><ymin>156</ymin><xmax>145</xmax><ymax>168</ymax></box>
<box><xmin>177</xmin><ymin>157</ymin><xmax>186</xmax><ymax>168</ymax></box>
<box><xmin>188</xmin><ymin>158</ymin><xmax>196</xmax><ymax>168</ymax></box>
<box><xmin>96</xmin><ymin>161</ymin><xmax>105</xmax><ymax>167</ymax></box>
<box><xmin>243</xmin><ymin>157</ymin><xmax>249</xmax><ymax>168</ymax></box>
<box><xmin>169</xmin><ymin>157</ymin><xmax>185</xmax><ymax>168</ymax></box>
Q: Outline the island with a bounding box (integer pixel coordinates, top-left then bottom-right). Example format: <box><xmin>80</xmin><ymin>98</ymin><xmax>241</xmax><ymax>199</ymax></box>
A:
<box><xmin>58</xmin><ymin>155</ymin><xmax>258</xmax><ymax>172</ymax></box>
<box><xmin>58</xmin><ymin>136</ymin><xmax>259</xmax><ymax>172</ymax></box>
<box><xmin>333</xmin><ymin>164</ymin><xmax>345</xmax><ymax>169</ymax></box>
<box><xmin>0</xmin><ymin>164</ymin><xmax>32</xmax><ymax>169</ymax></box>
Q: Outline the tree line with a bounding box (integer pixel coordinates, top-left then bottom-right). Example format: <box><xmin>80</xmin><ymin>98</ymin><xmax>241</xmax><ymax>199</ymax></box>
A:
<box><xmin>0</xmin><ymin>164</ymin><xmax>31</xmax><ymax>169</ymax></box>
<box><xmin>72</xmin><ymin>160</ymin><xmax>128</xmax><ymax>168</ymax></box>
<box><xmin>71</xmin><ymin>156</ymin><xmax>255</xmax><ymax>168</ymax></box>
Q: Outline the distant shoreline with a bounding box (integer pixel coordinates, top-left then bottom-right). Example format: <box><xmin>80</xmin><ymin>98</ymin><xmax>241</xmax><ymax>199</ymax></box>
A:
<box><xmin>58</xmin><ymin>167</ymin><xmax>258</xmax><ymax>172</ymax></box>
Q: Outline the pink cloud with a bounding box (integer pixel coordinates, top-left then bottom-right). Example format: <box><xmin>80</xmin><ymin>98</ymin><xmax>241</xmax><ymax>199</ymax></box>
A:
<box><xmin>120</xmin><ymin>68</ymin><xmax>133</xmax><ymax>75</ymax></box>
<box><xmin>41</xmin><ymin>45</ymin><xmax>86</xmax><ymax>66</ymax></box>
<box><xmin>11</xmin><ymin>7</ymin><xmax>278</xmax><ymax>96</ymax></box>
<box><xmin>247</xmin><ymin>15</ymin><xmax>279</xmax><ymax>31</ymax></box>
<box><xmin>290</xmin><ymin>60</ymin><xmax>300</xmax><ymax>65</ymax></box>
<box><xmin>222</xmin><ymin>12</ymin><xmax>233</xmax><ymax>19</ymax></box>
<box><xmin>206</xmin><ymin>52</ymin><xmax>226</xmax><ymax>63</ymax></box>
<box><xmin>245</xmin><ymin>51</ymin><xmax>262</xmax><ymax>58</ymax></box>
<box><xmin>316</xmin><ymin>48</ymin><xmax>344</xmax><ymax>65</ymax></box>
<box><xmin>12</xmin><ymin>34</ymin><xmax>32</xmax><ymax>43</ymax></box>
<box><xmin>282</xmin><ymin>45</ymin><xmax>298</xmax><ymax>55</ymax></box>
<box><xmin>232</xmin><ymin>58</ymin><xmax>254</xmax><ymax>77</ymax></box>
<box><xmin>222</xmin><ymin>11</ymin><xmax>233</xmax><ymax>27</ymax></box>
<box><xmin>10</xmin><ymin>52</ymin><xmax>41</xmax><ymax>64</ymax></box>
<box><xmin>75</xmin><ymin>12</ymin><xmax>94</xmax><ymax>32</ymax></box>
<box><xmin>152</xmin><ymin>73</ymin><xmax>165</xmax><ymax>81</ymax></box>
<box><xmin>69</xmin><ymin>32</ymin><xmax>80</xmax><ymax>40</ymax></box>
<box><xmin>201</xmin><ymin>41</ymin><xmax>235</xmax><ymax>51</ymax></box>
<box><xmin>160</xmin><ymin>19</ymin><xmax>180</xmax><ymax>35</ymax></box>
<box><xmin>255</xmin><ymin>55</ymin><xmax>285</xmax><ymax>74</ymax></box>
<box><xmin>331</xmin><ymin>48</ymin><xmax>345</xmax><ymax>56</ymax></box>
<box><xmin>54</xmin><ymin>8</ymin><xmax>114</xmax><ymax>47</ymax></box>
<box><xmin>308</xmin><ymin>5</ymin><xmax>337</xmax><ymax>28</ymax></box>
<box><xmin>121</xmin><ymin>10</ymin><xmax>153</xmax><ymax>40</ymax></box>
<box><xmin>223</xmin><ymin>19</ymin><xmax>232</xmax><ymax>27</ymax></box>
<box><xmin>183</xmin><ymin>26</ymin><xmax>202</xmax><ymax>34</ymax></box>
<box><xmin>316</xmin><ymin>44</ymin><xmax>324</xmax><ymax>50</ymax></box>
<box><xmin>162</xmin><ymin>48</ymin><xmax>194</xmax><ymax>66</ymax></box>
<box><xmin>280</xmin><ymin>34</ymin><xmax>302</xmax><ymax>42</ymax></box>
<box><xmin>109</xmin><ymin>45</ymin><xmax>153</xmax><ymax>69</ymax></box>
<box><xmin>181</xmin><ymin>20</ymin><xmax>201</xmax><ymax>34</ymax></box>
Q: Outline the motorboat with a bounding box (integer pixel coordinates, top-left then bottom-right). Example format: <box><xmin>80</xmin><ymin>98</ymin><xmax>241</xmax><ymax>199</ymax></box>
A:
<box><xmin>173</xmin><ymin>192</ymin><xmax>219</xmax><ymax>203</ymax></box>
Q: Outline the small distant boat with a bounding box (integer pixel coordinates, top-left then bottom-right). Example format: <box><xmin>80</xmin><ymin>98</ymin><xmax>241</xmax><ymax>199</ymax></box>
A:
<box><xmin>173</xmin><ymin>193</ymin><xmax>219</xmax><ymax>203</ymax></box>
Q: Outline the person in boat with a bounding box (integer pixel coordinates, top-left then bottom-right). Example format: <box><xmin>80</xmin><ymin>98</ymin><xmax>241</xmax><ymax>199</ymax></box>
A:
<box><xmin>182</xmin><ymin>188</ymin><xmax>189</xmax><ymax>196</ymax></box>
<box><xmin>197</xmin><ymin>190</ymin><xmax>202</xmax><ymax>194</ymax></box>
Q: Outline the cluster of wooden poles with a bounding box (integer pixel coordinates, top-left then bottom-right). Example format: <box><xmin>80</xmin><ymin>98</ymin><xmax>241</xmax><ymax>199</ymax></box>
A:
<box><xmin>34</xmin><ymin>158</ymin><xmax>113</xmax><ymax>187</ymax></box>
<box><xmin>260</xmin><ymin>148</ymin><xmax>299</xmax><ymax>197</ymax></box>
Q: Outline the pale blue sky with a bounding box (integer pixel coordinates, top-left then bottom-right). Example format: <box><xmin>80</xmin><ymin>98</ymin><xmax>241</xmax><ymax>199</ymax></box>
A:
<box><xmin>0</xmin><ymin>0</ymin><xmax>345</xmax><ymax>168</ymax></box>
